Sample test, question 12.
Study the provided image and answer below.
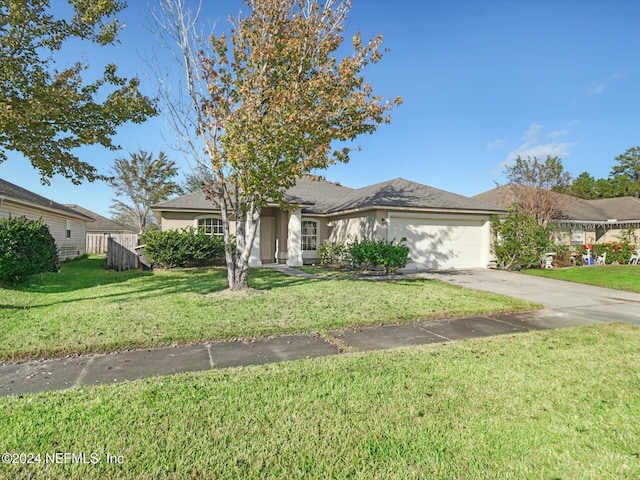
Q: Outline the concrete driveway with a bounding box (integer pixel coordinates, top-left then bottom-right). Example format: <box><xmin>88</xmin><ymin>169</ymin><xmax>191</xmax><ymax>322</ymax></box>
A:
<box><xmin>416</xmin><ymin>268</ymin><xmax>640</xmax><ymax>327</ymax></box>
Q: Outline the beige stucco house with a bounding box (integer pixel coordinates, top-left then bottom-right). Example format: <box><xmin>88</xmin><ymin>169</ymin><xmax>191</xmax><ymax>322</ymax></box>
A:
<box><xmin>152</xmin><ymin>177</ymin><xmax>504</xmax><ymax>271</ymax></box>
<box><xmin>0</xmin><ymin>178</ymin><xmax>93</xmax><ymax>260</ymax></box>
<box><xmin>473</xmin><ymin>186</ymin><xmax>640</xmax><ymax>246</ymax></box>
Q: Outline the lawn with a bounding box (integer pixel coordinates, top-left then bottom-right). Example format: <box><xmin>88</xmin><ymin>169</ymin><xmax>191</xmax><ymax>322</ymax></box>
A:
<box><xmin>1</xmin><ymin>323</ymin><xmax>639</xmax><ymax>479</ymax></box>
<box><xmin>0</xmin><ymin>256</ymin><xmax>537</xmax><ymax>363</ymax></box>
<box><xmin>522</xmin><ymin>265</ymin><xmax>640</xmax><ymax>293</ymax></box>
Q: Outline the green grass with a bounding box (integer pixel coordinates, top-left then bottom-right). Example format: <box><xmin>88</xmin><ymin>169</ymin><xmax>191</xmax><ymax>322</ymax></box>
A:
<box><xmin>0</xmin><ymin>256</ymin><xmax>537</xmax><ymax>363</ymax></box>
<box><xmin>1</xmin><ymin>323</ymin><xmax>639</xmax><ymax>479</ymax></box>
<box><xmin>523</xmin><ymin>265</ymin><xmax>640</xmax><ymax>293</ymax></box>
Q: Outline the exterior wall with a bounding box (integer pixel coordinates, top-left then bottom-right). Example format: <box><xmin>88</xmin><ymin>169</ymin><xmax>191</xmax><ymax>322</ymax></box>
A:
<box><xmin>160</xmin><ymin>211</ymin><xmax>237</xmax><ymax>235</ymax></box>
<box><xmin>0</xmin><ymin>201</ymin><xmax>86</xmax><ymax>260</ymax></box>
<box><xmin>327</xmin><ymin>211</ymin><xmax>379</xmax><ymax>244</ymax></box>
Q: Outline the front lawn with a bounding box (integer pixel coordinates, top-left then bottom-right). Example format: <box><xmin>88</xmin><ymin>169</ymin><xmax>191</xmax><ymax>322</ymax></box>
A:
<box><xmin>1</xmin><ymin>323</ymin><xmax>638</xmax><ymax>479</ymax></box>
<box><xmin>522</xmin><ymin>265</ymin><xmax>640</xmax><ymax>293</ymax></box>
<box><xmin>0</xmin><ymin>257</ymin><xmax>537</xmax><ymax>362</ymax></box>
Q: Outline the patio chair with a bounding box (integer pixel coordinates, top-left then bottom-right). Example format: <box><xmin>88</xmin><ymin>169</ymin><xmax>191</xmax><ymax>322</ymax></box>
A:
<box><xmin>629</xmin><ymin>250</ymin><xmax>640</xmax><ymax>265</ymax></box>
<box><xmin>595</xmin><ymin>252</ymin><xmax>606</xmax><ymax>265</ymax></box>
<box><xmin>581</xmin><ymin>253</ymin><xmax>591</xmax><ymax>266</ymax></box>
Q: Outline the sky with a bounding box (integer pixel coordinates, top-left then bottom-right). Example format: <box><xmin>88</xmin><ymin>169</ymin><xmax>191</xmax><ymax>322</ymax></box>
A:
<box><xmin>1</xmin><ymin>0</ymin><xmax>639</xmax><ymax>218</ymax></box>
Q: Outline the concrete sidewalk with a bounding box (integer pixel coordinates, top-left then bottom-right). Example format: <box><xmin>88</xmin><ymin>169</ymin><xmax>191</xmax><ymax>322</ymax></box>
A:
<box><xmin>0</xmin><ymin>309</ymin><xmax>603</xmax><ymax>397</ymax></box>
<box><xmin>3</xmin><ymin>267</ymin><xmax>640</xmax><ymax>397</ymax></box>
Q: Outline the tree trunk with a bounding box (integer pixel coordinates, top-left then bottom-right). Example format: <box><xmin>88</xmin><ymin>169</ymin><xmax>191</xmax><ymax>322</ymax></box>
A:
<box><xmin>223</xmin><ymin>201</ymin><xmax>261</xmax><ymax>291</ymax></box>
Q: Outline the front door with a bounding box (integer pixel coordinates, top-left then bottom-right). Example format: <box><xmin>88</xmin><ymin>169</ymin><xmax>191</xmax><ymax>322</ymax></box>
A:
<box><xmin>260</xmin><ymin>217</ymin><xmax>275</xmax><ymax>263</ymax></box>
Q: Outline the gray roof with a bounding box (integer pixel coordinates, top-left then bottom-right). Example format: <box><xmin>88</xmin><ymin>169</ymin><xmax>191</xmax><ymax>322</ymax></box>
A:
<box><xmin>153</xmin><ymin>177</ymin><xmax>503</xmax><ymax>215</ymax></box>
<box><xmin>326</xmin><ymin>178</ymin><xmax>503</xmax><ymax>213</ymax></box>
<box><xmin>472</xmin><ymin>185</ymin><xmax>640</xmax><ymax>223</ymax></box>
<box><xmin>0</xmin><ymin>178</ymin><xmax>93</xmax><ymax>221</ymax></box>
<box><xmin>64</xmin><ymin>204</ymin><xmax>132</xmax><ymax>232</ymax></box>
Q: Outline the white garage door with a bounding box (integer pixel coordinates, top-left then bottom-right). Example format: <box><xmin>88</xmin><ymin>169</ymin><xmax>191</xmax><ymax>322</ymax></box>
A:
<box><xmin>389</xmin><ymin>215</ymin><xmax>486</xmax><ymax>270</ymax></box>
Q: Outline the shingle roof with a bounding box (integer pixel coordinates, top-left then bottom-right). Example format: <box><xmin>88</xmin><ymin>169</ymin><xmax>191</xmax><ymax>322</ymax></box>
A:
<box><xmin>326</xmin><ymin>178</ymin><xmax>504</xmax><ymax>213</ymax></box>
<box><xmin>64</xmin><ymin>204</ymin><xmax>132</xmax><ymax>232</ymax></box>
<box><xmin>0</xmin><ymin>178</ymin><xmax>93</xmax><ymax>221</ymax></box>
<box><xmin>152</xmin><ymin>177</ymin><xmax>502</xmax><ymax>215</ymax></box>
<box><xmin>472</xmin><ymin>185</ymin><xmax>640</xmax><ymax>222</ymax></box>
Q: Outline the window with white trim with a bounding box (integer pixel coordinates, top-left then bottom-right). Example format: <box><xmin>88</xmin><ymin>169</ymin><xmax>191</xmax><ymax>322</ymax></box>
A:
<box><xmin>301</xmin><ymin>220</ymin><xmax>318</xmax><ymax>251</ymax></box>
<box><xmin>197</xmin><ymin>217</ymin><xmax>224</xmax><ymax>236</ymax></box>
<box><xmin>65</xmin><ymin>220</ymin><xmax>71</xmax><ymax>239</ymax></box>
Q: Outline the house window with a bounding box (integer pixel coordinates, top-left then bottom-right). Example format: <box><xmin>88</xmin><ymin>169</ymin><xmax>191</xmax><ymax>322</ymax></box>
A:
<box><xmin>65</xmin><ymin>220</ymin><xmax>71</xmax><ymax>239</ymax></box>
<box><xmin>302</xmin><ymin>220</ymin><xmax>318</xmax><ymax>251</ymax></box>
<box><xmin>197</xmin><ymin>217</ymin><xmax>223</xmax><ymax>236</ymax></box>
<box><xmin>570</xmin><ymin>228</ymin><xmax>585</xmax><ymax>245</ymax></box>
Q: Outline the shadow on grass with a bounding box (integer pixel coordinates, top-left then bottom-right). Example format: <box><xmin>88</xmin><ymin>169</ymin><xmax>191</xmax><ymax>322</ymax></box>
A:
<box><xmin>1</xmin><ymin>258</ymin><xmax>316</xmax><ymax>310</ymax></box>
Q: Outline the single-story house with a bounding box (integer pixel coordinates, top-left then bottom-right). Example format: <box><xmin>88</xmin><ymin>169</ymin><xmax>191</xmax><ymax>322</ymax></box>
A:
<box><xmin>0</xmin><ymin>178</ymin><xmax>93</xmax><ymax>260</ymax></box>
<box><xmin>472</xmin><ymin>185</ymin><xmax>640</xmax><ymax>246</ymax></box>
<box><xmin>64</xmin><ymin>204</ymin><xmax>132</xmax><ymax>235</ymax></box>
<box><xmin>151</xmin><ymin>177</ymin><xmax>504</xmax><ymax>270</ymax></box>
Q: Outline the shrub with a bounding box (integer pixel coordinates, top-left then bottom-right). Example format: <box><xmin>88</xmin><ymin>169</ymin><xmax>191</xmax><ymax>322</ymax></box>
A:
<box><xmin>349</xmin><ymin>238</ymin><xmax>410</xmax><ymax>273</ymax></box>
<box><xmin>592</xmin><ymin>241</ymin><xmax>634</xmax><ymax>264</ymax></box>
<box><xmin>318</xmin><ymin>241</ymin><xmax>351</xmax><ymax>266</ymax></box>
<box><xmin>491</xmin><ymin>208</ymin><xmax>553</xmax><ymax>270</ymax></box>
<box><xmin>141</xmin><ymin>227</ymin><xmax>225</xmax><ymax>268</ymax></box>
<box><xmin>0</xmin><ymin>216</ymin><xmax>58</xmax><ymax>285</ymax></box>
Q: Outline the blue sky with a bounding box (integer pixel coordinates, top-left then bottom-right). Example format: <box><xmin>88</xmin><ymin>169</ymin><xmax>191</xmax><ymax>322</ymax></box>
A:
<box><xmin>1</xmin><ymin>0</ymin><xmax>639</xmax><ymax>218</ymax></box>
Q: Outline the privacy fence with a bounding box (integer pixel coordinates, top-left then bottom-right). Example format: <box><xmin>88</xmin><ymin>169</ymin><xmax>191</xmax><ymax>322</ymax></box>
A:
<box><xmin>106</xmin><ymin>236</ymin><xmax>140</xmax><ymax>271</ymax></box>
<box><xmin>87</xmin><ymin>233</ymin><xmax>139</xmax><ymax>254</ymax></box>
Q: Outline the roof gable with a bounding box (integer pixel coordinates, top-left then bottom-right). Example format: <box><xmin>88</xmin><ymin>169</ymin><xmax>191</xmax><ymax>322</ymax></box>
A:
<box><xmin>64</xmin><ymin>204</ymin><xmax>132</xmax><ymax>232</ymax></box>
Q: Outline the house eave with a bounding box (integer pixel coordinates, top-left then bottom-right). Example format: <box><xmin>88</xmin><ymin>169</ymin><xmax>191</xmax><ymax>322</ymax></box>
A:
<box><xmin>554</xmin><ymin>219</ymin><xmax>640</xmax><ymax>229</ymax></box>
<box><xmin>3</xmin><ymin>197</ymin><xmax>93</xmax><ymax>221</ymax></box>
<box><xmin>325</xmin><ymin>205</ymin><xmax>504</xmax><ymax>217</ymax></box>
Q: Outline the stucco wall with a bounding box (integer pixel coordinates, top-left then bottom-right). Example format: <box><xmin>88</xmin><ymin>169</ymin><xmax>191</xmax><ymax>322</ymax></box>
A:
<box><xmin>160</xmin><ymin>211</ymin><xmax>237</xmax><ymax>235</ymax></box>
<box><xmin>0</xmin><ymin>202</ymin><xmax>86</xmax><ymax>260</ymax></box>
<box><xmin>327</xmin><ymin>211</ymin><xmax>380</xmax><ymax>244</ymax></box>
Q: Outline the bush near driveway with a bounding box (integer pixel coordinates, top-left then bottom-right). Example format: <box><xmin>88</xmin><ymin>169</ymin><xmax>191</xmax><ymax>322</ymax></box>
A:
<box><xmin>0</xmin><ymin>216</ymin><xmax>58</xmax><ymax>285</ymax></box>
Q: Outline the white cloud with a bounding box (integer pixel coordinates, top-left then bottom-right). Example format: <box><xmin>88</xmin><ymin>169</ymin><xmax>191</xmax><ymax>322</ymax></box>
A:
<box><xmin>503</xmin><ymin>123</ymin><xmax>574</xmax><ymax>165</ymax></box>
<box><xmin>485</xmin><ymin>138</ymin><xmax>505</xmax><ymax>150</ymax></box>
<box><xmin>587</xmin><ymin>71</ymin><xmax>624</xmax><ymax>95</ymax></box>
<box><xmin>588</xmin><ymin>83</ymin><xmax>606</xmax><ymax>95</ymax></box>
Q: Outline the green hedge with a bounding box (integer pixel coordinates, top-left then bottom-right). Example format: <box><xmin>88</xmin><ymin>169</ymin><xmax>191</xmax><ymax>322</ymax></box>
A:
<box><xmin>141</xmin><ymin>228</ymin><xmax>225</xmax><ymax>268</ymax></box>
<box><xmin>320</xmin><ymin>238</ymin><xmax>410</xmax><ymax>273</ymax></box>
<box><xmin>0</xmin><ymin>216</ymin><xmax>58</xmax><ymax>285</ymax></box>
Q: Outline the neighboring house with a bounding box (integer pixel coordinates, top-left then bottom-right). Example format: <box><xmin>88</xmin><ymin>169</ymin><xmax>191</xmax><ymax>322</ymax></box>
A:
<box><xmin>151</xmin><ymin>177</ymin><xmax>504</xmax><ymax>270</ymax></box>
<box><xmin>0</xmin><ymin>178</ymin><xmax>93</xmax><ymax>260</ymax></box>
<box><xmin>473</xmin><ymin>185</ymin><xmax>640</xmax><ymax>246</ymax></box>
<box><xmin>64</xmin><ymin>204</ymin><xmax>132</xmax><ymax>235</ymax></box>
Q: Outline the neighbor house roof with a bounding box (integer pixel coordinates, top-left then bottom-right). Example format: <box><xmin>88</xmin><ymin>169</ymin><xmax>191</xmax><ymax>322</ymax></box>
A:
<box><xmin>472</xmin><ymin>185</ymin><xmax>640</xmax><ymax>226</ymax></box>
<box><xmin>64</xmin><ymin>204</ymin><xmax>132</xmax><ymax>233</ymax></box>
<box><xmin>153</xmin><ymin>177</ymin><xmax>504</xmax><ymax>216</ymax></box>
<box><xmin>0</xmin><ymin>178</ymin><xmax>93</xmax><ymax>221</ymax></box>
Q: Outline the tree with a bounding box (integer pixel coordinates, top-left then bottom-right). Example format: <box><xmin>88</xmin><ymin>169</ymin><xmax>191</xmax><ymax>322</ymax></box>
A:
<box><xmin>154</xmin><ymin>0</ymin><xmax>401</xmax><ymax>290</ymax></box>
<box><xmin>611</xmin><ymin>146</ymin><xmax>640</xmax><ymax>197</ymax></box>
<box><xmin>109</xmin><ymin>151</ymin><xmax>182</xmax><ymax>234</ymax></box>
<box><xmin>503</xmin><ymin>155</ymin><xmax>572</xmax><ymax>226</ymax></box>
<box><xmin>182</xmin><ymin>163</ymin><xmax>216</xmax><ymax>194</ymax></box>
<box><xmin>0</xmin><ymin>0</ymin><xmax>157</xmax><ymax>185</ymax></box>
<box><xmin>567</xmin><ymin>172</ymin><xmax>597</xmax><ymax>199</ymax></box>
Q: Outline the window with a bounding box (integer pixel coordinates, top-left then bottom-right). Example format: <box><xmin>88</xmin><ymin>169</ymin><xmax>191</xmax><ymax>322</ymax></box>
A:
<box><xmin>197</xmin><ymin>217</ymin><xmax>224</xmax><ymax>236</ymax></box>
<box><xmin>301</xmin><ymin>220</ymin><xmax>317</xmax><ymax>251</ymax></box>
<box><xmin>570</xmin><ymin>228</ymin><xmax>585</xmax><ymax>245</ymax></box>
<box><xmin>65</xmin><ymin>220</ymin><xmax>71</xmax><ymax>239</ymax></box>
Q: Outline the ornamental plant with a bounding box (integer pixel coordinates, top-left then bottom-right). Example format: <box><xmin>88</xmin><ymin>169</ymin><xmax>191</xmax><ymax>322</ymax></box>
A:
<box><xmin>0</xmin><ymin>217</ymin><xmax>58</xmax><ymax>285</ymax></box>
<box><xmin>141</xmin><ymin>228</ymin><xmax>225</xmax><ymax>268</ymax></box>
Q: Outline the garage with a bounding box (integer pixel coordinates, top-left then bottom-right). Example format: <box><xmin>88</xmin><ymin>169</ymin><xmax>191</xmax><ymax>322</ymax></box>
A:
<box><xmin>388</xmin><ymin>213</ymin><xmax>491</xmax><ymax>270</ymax></box>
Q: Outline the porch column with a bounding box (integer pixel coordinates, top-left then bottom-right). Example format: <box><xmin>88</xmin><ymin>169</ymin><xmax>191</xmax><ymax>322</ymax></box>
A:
<box><xmin>249</xmin><ymin>217</ymin><xmax>262</xmax><ymax>267</ymax></box>
<box><xmin>287</xmin><ymin>208</ymin><xmax>303</xmax><ymax>267</ymax></box>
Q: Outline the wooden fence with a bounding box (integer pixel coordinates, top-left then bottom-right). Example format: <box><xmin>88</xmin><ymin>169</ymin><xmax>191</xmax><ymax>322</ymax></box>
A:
<box><xmin>87</xmin><ymin>233</ymin><xmax>139</xmax><ymax>254</ymax></box>
<box><xmin>107</xmin><ymin>236</ymin><xmax>140</xmax><ymax>271</ymax></box>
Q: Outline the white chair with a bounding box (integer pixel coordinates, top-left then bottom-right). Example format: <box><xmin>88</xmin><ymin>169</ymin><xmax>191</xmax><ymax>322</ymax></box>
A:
<box><xmin>582</xmin><ymin>253</ymin><xmax>591</xmax><ymax>266</ymax></box>
<box><xmin>543</xmin><ymin>255</ymin><xmax>554</xmax><ymax>269</ymax></box>
<box><xmin>595</xmin><ymin>252</ymin><xmax>606</xmax><ymax>265</ymax></box>
<box><xmin>629</xmin><ymin>250</ymin><xmax>640</xmax><ymax>265</ymax></box>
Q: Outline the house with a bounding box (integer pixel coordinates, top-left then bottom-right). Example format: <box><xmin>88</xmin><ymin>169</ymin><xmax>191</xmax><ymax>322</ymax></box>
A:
<box><xmin>472</xmin><ymin>185</ymin><xmax>640</xmax><ymax>246</ymax></box>
<box><xmin>64</xmin><ymin>204</ymin><xmax>132</xmax><ymax>235</ymax></box>
<box><xmin>0</xmin><ymin>178</ymin><xmax>93</xmax><ymax>260</ymax></box>
<box><xmin>151</xmin><ymin>177</ymin><xmax>504</xmax><ymax>270</ymax></box>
